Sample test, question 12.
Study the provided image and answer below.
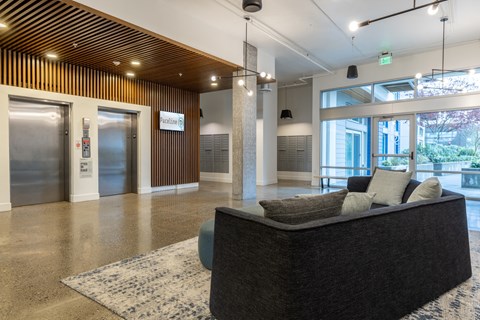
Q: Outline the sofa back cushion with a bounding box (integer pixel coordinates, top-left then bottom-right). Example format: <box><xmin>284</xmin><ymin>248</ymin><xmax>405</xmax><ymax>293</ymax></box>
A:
<box><xmin>341</xmin><ymin>192</ymin><xmax>376</xmax><ymax>214</ymax></box>
<box><xmin>367</xmin><ymin>168</ymin><xmax>413</xmax><ymax>205</ymax></box>
<box><xmin>260</xmin><ymin>189</ymin><xmax>348</xmax><ymax>224</ymax></box>
<box><xmin>407</xmin><ymin>177</ymin><xmax>442</xmax><ymax>203</ymax></box>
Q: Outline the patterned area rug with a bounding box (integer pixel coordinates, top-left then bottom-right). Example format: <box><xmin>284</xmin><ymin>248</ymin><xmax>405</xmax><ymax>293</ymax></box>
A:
<box><xmin>63</xmin><ymin>233</ymin><xmax>480</xmax><ymax>320</ymax></box>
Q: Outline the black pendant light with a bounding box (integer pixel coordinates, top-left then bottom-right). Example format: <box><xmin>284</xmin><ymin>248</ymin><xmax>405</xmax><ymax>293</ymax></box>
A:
<box><xmin>200</xmin><ymin>108</ymin><xmax>204</xmax><ymax>118</ymax></box>
<box><xmin>280</xmin><ymin>86</ymin><xmax>293</xmax><ymax>119</ymax></box>
<box><xmin>242</xmin><ymin>0</ymin><xmax>262</xmax><ymax>12</ymax></box>
<box><xmin>347</xmin><ymin>65</ymin><xmax>358</xmax><ymax>79</ymax></box>
<box><xmin>280</xmin><ymin>109</ymin><xmax>293</xmax><ymax>119</ymax></box>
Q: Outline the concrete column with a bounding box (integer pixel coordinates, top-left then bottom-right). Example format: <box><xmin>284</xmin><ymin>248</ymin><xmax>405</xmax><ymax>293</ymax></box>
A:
<box><xmin>232</xmin><ymin>42</ymin><xmax>257</xmax><ymax>200</ymax></box>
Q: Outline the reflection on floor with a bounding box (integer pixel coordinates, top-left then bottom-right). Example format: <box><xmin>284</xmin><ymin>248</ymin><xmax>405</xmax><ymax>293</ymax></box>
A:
<box><xmin>0</xmin><ymin>180</ymin><xmax>478</xmax><ymax>319</ymax></box>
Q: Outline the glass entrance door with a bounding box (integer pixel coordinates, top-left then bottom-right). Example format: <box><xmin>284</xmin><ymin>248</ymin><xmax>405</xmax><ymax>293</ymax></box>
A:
<box><xmin>373</xmin><ymin>116</ymin><xmax>414</xmax><ymax>173</ymax></box>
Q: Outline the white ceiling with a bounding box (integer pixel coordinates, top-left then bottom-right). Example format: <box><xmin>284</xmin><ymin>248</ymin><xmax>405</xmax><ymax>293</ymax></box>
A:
<box><xmin>75</xmin><ymin>0</ymin><xmax>480</xmax><ymax>83</ymax></box>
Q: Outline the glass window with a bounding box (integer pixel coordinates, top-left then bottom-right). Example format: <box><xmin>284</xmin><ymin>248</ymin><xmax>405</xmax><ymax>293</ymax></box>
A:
<box><xmin>321</xmin><ymin>118</ymin><xmax>371</xmax><ymax>185</ymax></box>
<box><xmin>374</xmin><ymin>79</ymin><xmax>415</xmax><ymax>102</ymax></box>
<box><xmin>417</xmin><ymin>68</ymin><xmax>480</xmax><ymax>97</ymax></box>
<box><xmin>321</xmin><ymin>85</ymin><xmax>372</xmax><ymax>108</ymax></box>
<box><xmin>416</xmin><ymin>108</ymin><xmax>480</xmax><ymax>199</ymax></box>
<box><xmin>321</xmin><ymin>68</ymin><xmax>480</xmax><ymax>109</ymax></box>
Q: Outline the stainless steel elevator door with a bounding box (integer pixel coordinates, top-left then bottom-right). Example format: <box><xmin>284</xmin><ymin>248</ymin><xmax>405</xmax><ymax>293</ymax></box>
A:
<box><xmin>9</xmin><ymin>99</ymin><xmax>69</xmax><ymax>207</ymax></box>
<box><xmin>98</xmin><ymin>110</ymin><xmax>137</xmax><ymax>196</ymax></box>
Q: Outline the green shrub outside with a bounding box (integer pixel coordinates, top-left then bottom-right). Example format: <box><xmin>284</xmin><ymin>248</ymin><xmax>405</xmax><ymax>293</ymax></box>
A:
<box><xmin>416</xmin><ymin>144</ymin><xmax>478</xmax><ymax>164</ymax></box>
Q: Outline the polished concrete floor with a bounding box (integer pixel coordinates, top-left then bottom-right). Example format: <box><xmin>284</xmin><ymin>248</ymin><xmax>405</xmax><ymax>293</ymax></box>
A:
<box><xmin>0</xmin><ymin>180</ymin><xmax>479</xmax><ymax>319</ymax></box>
<box><xmin>0</xmin><ymin>180</ymin><xmax>316</xmax><ymax>319</ymax></box>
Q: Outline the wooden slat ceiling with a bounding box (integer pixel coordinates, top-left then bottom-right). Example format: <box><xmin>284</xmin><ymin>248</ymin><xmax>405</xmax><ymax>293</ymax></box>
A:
<box><xmin>0</xmin><ymin>0</ymin><xmax>254</xmax><ymax>93</ymax></box>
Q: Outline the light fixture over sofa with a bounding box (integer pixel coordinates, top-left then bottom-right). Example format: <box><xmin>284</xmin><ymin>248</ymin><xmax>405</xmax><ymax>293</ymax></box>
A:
<box><xmin>242</xmin><ymin>0</ymin><xmax>262</xmax><ymax>12</ymax></box>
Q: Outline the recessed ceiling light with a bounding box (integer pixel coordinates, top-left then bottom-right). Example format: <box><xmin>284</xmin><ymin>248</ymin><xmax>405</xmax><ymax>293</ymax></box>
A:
<box><xmin>46</xmin><ymin>53</ymin><xmax>58</xmax><ymax>59</ymax></box>
<box><xmin>0</xmin><ymin>22</ymin><xmax>7</xmax><ymax>28</ymax></box>
<box><xmin>131</xmin><ymin>60</ymin><xmax>141</xmax><ymax>66</ymax></box>
<box><xmin>113</xmin><ymin>61</ymin><xmax>121</xmax><ymax>66</ymax></box>
<box><xmin>126</xmin><ymin>72</ymin><xmax>135</xmax><ymax>77</ymax></box>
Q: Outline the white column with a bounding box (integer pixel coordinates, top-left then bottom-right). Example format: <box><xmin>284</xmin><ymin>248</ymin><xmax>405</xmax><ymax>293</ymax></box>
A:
<box><xmin>232</xmin><ymin>42</ymin><xmax>257</xmax><ymax>199</ymax></box>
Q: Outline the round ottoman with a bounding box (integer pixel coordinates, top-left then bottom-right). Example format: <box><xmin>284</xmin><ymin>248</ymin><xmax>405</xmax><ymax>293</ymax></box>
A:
<box><xmin>198</xmin><ymin>219</ymin><xmax>215</xmax><ymax>270</ymax></box>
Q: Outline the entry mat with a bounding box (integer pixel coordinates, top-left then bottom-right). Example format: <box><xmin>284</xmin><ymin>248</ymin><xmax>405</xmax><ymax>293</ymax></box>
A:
<box><xmin>62</xmin><ymin>233</ymin><xmax>480</xmax><ymax>320</ymax></box>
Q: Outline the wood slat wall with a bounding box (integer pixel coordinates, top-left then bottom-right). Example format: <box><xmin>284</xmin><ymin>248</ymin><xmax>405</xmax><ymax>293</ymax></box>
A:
<box><xmin>0</xmin><ymin>48</ymin><xmax>200</xmax><ymax>187</ymax></box>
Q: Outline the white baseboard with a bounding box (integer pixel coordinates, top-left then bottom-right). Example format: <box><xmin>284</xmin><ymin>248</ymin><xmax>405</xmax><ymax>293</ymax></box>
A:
<box><xmin>177</xmin><ymin>183</ymin><xmax>199</xmax><ymax>189</ymax></box>
<box><xmin>137</xmin><ymin>186</ymin><xmax>153</xmax><ymax>194</ymax></box>
<box><xmin>256</xmin><ymin>178</ymin><xmax>278</xmax><ymax>186</ymax></box>
<box><xmin>0</xmin><ymin>202</ymin><xmax>12</xmax><ymax>212</ymax></box>
<box><xmin>200</xmin><ymin>172</ymin><xmax>232</xmax><ymax>183</ymax></box>
<box><xmin>152</xmin><ymin>183</ymin><xmax>199</xmax><ymax>193</ymax></box>
<box><xmin>70</xmin><ymin>193</ymin><xmax>100</xmax><ymax>202</ymax></box>
<box><xmin>277</xmin><ymin>171</ymin><xmax>312</xmax><ymax>181</ymax></box>
<box><xmin>152</xmin><ymin>185</ymin><xmax>176</xmax><ymax>192</ymax></box>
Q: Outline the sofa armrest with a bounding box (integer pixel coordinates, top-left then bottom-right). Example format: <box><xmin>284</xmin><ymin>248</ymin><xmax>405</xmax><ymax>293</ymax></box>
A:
<box><xmin>347</xmin><ymin>176</ymin><xmax>372</xmax><ymax>192</ymax></box>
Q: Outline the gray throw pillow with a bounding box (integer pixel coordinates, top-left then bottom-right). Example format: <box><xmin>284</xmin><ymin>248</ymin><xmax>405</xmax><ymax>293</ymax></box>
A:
<box><xmin>260</xmin><ymin>189</ymin><xmax>348</xmax><ymax>225</ymax></box>
<box><xmin>407</xmin><ymin>177</ymin><xmax>442</xmax><ymax>203</ymax></box>
<box><xmin>367</xmin><ymin>168</ymin><xmax>413</xmax><ymax>206</ymax></box>
<box><xmin>237</xmin><ymin>205</ymin><xmax>265</xmax><ymax>217</ymax></box>
<box><xmin>341</xmin><ymin>192</ymin><xmax>376</xmax><ymax>214</ymax></box>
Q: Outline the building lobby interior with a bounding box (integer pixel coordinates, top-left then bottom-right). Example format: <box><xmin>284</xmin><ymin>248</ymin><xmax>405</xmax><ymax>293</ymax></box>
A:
<box><xmin>1</xmin><ymin>0</ymin><xmax>480</xmax><ymax>319</ymax></box>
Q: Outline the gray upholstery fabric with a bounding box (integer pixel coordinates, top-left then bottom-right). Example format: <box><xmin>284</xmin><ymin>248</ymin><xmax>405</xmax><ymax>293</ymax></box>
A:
<box><xmin>260</xmin><ymin>189</ymin><xmax>348</xmax><ymax>224</ymax></box>
<box><xmin>236</xmin><ymin>205</ymin><xmax>265</xmax><ymax>217</ymax></box>
<box><xmin>367</xmin><ymin>168</ymin><xmax>413</xmax><ymax>205</ymax></box>
<box><xmin>341</xmin><ymin>192</ymin><xmax>376</xmax><ymax>214</ymax></box>
<box><xmin>210</xmin><ymin>179</ymin><xmax>471</xmax><ymax>320</ymax></box>
<box><xmin>407</xmin><ymin>177</ymin><xmax>442</xmax><ymax>203</ymax></box>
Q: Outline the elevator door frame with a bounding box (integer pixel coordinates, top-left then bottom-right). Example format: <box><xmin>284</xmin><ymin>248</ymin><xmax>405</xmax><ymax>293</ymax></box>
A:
<box><xmin>98</xmin><ymin>107</ymin><xmax>138</xmax><ymax>196</ymax></box>
<box><xmin>9</xmin><ymin>96</ymin><xmax>71</xmax><ymax>207</ymax></box>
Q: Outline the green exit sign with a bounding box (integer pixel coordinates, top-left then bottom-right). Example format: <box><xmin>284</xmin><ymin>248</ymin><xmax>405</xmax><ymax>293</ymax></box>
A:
<box><xmin>379</xmin><ymin>55</ymin><xmax>393</xmax><ymax>65</ymax></box>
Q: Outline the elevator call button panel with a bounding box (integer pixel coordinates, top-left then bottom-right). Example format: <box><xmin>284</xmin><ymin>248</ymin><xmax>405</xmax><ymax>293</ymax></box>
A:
<box><xmin>82</xmin><ymin>137</ymin><xmax>91</xmax><ymax>158</ymax></box>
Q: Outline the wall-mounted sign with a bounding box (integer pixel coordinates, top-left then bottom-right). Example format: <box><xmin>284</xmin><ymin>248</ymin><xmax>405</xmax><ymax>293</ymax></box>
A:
<box><xmin>80</xmin><ymin>160</ymin><xmax>92</xmax><ymax>178</ymax></box>
<box><xmin>159</xmin><ymin>111</ymin><xmax>185</xmax><ymax>131</ymax></box>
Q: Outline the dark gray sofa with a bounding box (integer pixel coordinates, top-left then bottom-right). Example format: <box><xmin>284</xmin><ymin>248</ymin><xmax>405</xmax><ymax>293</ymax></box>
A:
<box><xmin>210</xmin><ymin>177</ymin><xmax>472</xmax><ymax>320</ymax></box>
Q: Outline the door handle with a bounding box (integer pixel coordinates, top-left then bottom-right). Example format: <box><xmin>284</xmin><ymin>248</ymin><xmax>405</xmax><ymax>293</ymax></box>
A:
<box><xmin>410</xmin><ymin>151</ymin><xmax>414</xmax><ymax>160</ymax></box>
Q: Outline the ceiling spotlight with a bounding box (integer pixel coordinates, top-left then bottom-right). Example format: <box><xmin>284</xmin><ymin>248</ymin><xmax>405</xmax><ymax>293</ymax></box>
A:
<box><xmin>113</xmin><ymin>61</ymin><xmax>121</xmax><ymax>66</ymax></box>
<box><xmin>0</xmin><ymin>22</ymin><xmax>7</xmax><ymax>28</ymax></box>
<box><xmin>349</xmin><ymin>21</ymin><xmax>359</xmax><ymax>32</ymax></box>
<box><xmin>211</xmin><ymin>76</ymin><xmax>217</xmax><ymax>82</ymax></box>
<box><xmin>46</xmin><ymin>53</ymin><xmax>58</xmax><ymax>59</ymax></box>
<box><xmin>238</xmin><ymin>78</ymin><xmax>245</xmax><ymax>86</ymax></box>
<box><xmin>260</xmin><ymin>71</ymin><xmax>267</xmax><ymax>78</ymax></box>
<box><xmin>242</xmin><ymin>0</ymin><xmax>262</xmax><ymax>13</ymax></box>
<box><xmin>266</xmin><ymin>73</ymin><xmax>272</xmax><ymax>80</ymax></box>
<box><xmin>415</xmin><ymin>73</ymin><xmax>423</xmax><ymax>79</ymax></box>
<box><xmin>131</xmin><ymin>60</ymin><xmax>141</xmax><ymax>66</ymax></box>
<box><xmin>428</xmin><ymin>2</ymin><xmax>440</xmax><ymax>15</ymax></box>
<box><xmin>468</xmin><ymin>69</ymin><xmax>476</xmax><ymax>76</ymax></box>
<box><xmin>126</xmin><ymin>72</ymin><xmax>135</xmax><ymax>77</ymax></box>
<box><xmin>247</xmin><ymin>89</ymin><xmax>254</xmax><ymax>96</ymax></box>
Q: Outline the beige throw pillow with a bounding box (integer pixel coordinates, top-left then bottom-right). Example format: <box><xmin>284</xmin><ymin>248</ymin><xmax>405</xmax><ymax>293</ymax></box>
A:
<box><xmin>407</xmin><ymin>177</ymin><xmax>442</xmax><ymax>203</ymax></box>
<box><xmin>260</xmin><ymin>189</ymin><xmax>348</xmax><ymax>224</ymax></box>
<box><xmin>367</xmin><ymin>168</ymin><xmax>413</xmax><ymax>206</ymax></box>
<box><xmin>341</xmin><ymin>192</ymin><xmax>376</xmax><ymax>214</ymax></box>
